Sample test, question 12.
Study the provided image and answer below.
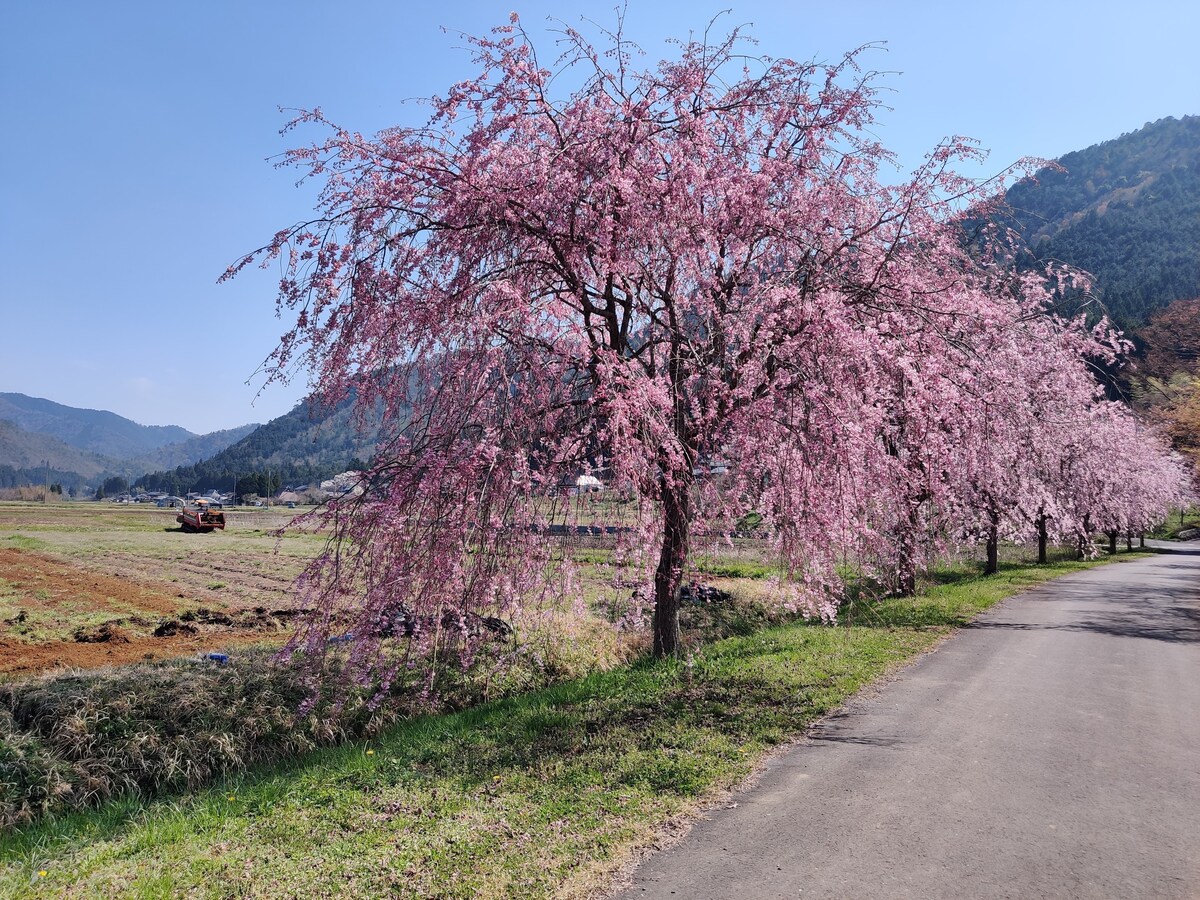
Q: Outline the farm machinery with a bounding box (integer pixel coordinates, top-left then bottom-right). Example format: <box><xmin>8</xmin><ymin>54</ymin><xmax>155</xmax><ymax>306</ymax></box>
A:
<box><xmin>177</xmin><ymin>499</ymin><xmax>225</xmax><ymax>532</ymax></box>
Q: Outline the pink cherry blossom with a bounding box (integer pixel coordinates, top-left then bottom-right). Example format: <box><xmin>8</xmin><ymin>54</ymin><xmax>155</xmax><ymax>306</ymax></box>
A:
<box><xmin>228</xmin><ymin>17</ymin><xmax>1192</xmax><ymax>686</ymax></box>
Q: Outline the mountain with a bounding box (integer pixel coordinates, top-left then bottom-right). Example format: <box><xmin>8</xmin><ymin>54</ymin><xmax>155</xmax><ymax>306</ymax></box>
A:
<box><xmin>0</xmin><ymin>393</ymin><xmax>195</xmax><ymax>458</ymax></box>
<box><xmin>0</xmin><ymin>420</ymin><xmax>121</xmax><ymax>492</ymax></box>
<box><xmin>0</xmin><ymin>388</ymin><xmax>368</xmax><ymax>496</ymax></box>
<box><xmin>1000</xmin><ymin>115</ymin><xmax>1200</xmax><ymax>325</ymax></box>
<box><xmin>0</xmin><ymin>419</ymin><xmax>115</xmax><ymax>476</ymax></box>
<box><xmin>128</xmin><ymin>424</ymin><xmax>260</xmax><ymax>472</ymax></box>
<box><xmin>136</xmin><ymin>394</ymin><xmax>379</xmax><ymax>496</ymax></box>
<box><xmin>0</xmin><ymin>394</ymin><xmax>257</xmax><ymax>492</ymax></box>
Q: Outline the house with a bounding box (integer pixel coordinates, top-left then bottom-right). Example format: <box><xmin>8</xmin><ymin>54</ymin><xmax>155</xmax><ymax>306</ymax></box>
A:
<box><xmin>562</xmin><ymin>474</ymin><xmax>604</xmax><ymax>495</ymax></box>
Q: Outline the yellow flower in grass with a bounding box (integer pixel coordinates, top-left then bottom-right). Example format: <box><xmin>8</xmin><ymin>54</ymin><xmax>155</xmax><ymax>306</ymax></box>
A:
<box><xmin>366</xmin><ymin>749</ymin><xmax>375</xmax><ymax>756</ymax></box>
<box><xmin>37</xmin><ymin>870</ymin><xmax>47</xmax><ymax>878</ymax></box>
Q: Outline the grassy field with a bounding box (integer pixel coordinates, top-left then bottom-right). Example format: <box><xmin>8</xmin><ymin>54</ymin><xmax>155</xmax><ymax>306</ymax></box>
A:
<box><xmin>0</xmin><ymin>547</ymin><xmax>1150</xmax><ymax>899</ymax></box>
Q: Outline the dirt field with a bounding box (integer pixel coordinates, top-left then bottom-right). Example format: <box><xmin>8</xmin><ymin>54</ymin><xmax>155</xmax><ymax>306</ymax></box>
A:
<box><xmin>0</xmin><ymin>502</ymin><xmax>324</xmax><ymax>675</ymax></box>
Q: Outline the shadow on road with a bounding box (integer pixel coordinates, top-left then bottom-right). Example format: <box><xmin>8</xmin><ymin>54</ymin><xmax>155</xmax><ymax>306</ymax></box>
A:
<box><xmin>965</xmin><ymin>570</ymin><xmax>1200</xmax><ymax>643</ymax></box>
<box><xmin>807</xmin><ymin>714</ymin><xmax>906</xmax><ymax>749</ymax></box>
<box><xmin>967</xmin><ymin>609</ymin><xmax>1200</xmax><ymax>644</ymax></box>
<box><xmin>1143</xmin><ymin>540</ymin><xmax>1200</xmax><ymax>556</ymax></box>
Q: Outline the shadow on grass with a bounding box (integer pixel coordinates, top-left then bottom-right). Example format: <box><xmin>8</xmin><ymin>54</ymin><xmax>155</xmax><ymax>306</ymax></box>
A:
<box><xmin>924</xmin><ymin>567</ymin><xmax>983</xmax><ymax>587</ymax></box>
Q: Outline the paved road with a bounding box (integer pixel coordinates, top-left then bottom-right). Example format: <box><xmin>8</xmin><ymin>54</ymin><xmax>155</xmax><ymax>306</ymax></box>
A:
<box><xmin>614</xmin><ymin>545</ymin><xmax>1200</xmax><ymax>899</ymax></box>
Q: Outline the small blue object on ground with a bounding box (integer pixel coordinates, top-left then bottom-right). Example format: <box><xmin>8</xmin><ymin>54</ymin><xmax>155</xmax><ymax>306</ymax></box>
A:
<box><xmin>205</xmin><ymin>653</ymin><xmax>229</xmax><ymax>665</ymax></box>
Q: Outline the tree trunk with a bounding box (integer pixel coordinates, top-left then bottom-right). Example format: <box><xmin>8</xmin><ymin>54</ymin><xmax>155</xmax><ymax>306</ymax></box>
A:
<box><xmin>1139</xmin><ymin>533</ymin><xmax>1146</xmax><ymax>549</ymax></box>
<box><xmin>652</xmin><ymin>474</ymin><xmax>691</xmax><ymax>659</ymax></box>
<box><xmin>1125</xmin><ymin>531</ymin><xmax>1133</xmax><ymax>551</ymax></box>
<box><xmin>1107</xmin><ymin>530</ymin><xmax>1118</xmax><ymax>554</ymax></box>
<box><xmin>897</xmin><ymin>543</ymin><xmax>917</xmax><ymax>597</ymax></box>
<box><xmin>1036</xmin><ymin>512</ymin><xmax>1048</xmax><ymax>565</ymax></box>
<box><xmin>985</xmin><ymin>518</ymin><xmax>999</xmax><ymax>575</ymax></box>
<box><xmin>896</xmin><ymin>505</ymin><xmax>921</xmax><ymax>596</ymax></box>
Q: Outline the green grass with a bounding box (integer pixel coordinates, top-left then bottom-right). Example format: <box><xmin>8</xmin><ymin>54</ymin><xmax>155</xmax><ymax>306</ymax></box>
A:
<box><xmin>0</xmin><ymin>552</ymin><xmax>1150</xmax><ymax>898</ymax></box>
<box><xmin>0</xmin><ymin>536</ymin><xmax>49</xmax><ymax>552</ymax></box>
<box><xmin>692</xmin><ymin>556</ymin><xmax>779</xmax><ymax>579</ymax></box>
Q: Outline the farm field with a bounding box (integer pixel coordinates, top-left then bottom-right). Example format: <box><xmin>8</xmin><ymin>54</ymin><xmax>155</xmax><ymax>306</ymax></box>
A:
<box><xmin>0</xmin><ymin>503</ymin><xmax>321</xmax><ymax>674</ymax></box>
<box><xmin>0</xmin><ymin>502</ymin><xmax>777</xmax><ymax>677</ymax></box>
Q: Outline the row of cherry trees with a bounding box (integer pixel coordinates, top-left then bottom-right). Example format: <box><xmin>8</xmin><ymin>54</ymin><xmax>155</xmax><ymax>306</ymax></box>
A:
<box><xmin>230</xmin><ymin>17</ymin><xmax>1191</xmax><ymax>680</ymax></box>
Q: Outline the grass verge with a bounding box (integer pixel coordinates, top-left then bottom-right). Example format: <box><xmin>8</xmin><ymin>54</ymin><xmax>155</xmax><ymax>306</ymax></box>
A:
<box><xmin>0</xmin><ymin>552</ymin><xmax>1150</xmax><ymax>898</ymax></box>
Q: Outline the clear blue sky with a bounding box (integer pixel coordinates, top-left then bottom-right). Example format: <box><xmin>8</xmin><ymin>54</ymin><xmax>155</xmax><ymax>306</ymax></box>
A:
<box><xmin>2</xmin><ymin>0</ymin><xmax>1196</xmax><ymax>434</ymax></box>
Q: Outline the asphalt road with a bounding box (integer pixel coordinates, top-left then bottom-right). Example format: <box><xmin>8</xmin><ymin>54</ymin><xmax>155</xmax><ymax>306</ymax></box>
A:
<box><xmin>613</xmin><ymin>545</ymin><xmax>1200</xmax><ymax>899</ymax></box>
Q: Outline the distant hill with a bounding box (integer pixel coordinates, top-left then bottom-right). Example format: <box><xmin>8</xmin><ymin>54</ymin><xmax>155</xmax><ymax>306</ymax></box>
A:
<box><xmin>1000</xmin><ymin>115</ymin><xmax>1200</xmax><ymax>325</ymax></box>
<box><xmin>0</xmin><ymin>388</ymin><xmax>368</xmax><ymax>496</ymax></box>
<box><xmin>128</xmin><ymin>423</ymin><xmax>259</xmax><ymax>472</ymax></box>
<box><xmin>0</xmin><ymin>393</ymin><xmax>195</xmax><ymax>458</ymax></box>
<box><xmin>136</xmin><ymin>394</ymin><xmax>379</xmax><ymax>496</ymax></box>
<box><xmin>0</xmin><ymin>420</ymin><xmax>121</xmax><ymax>492</ymax></box>
<box><xmin>0</xmin><ymin>394</ymin><xmax>257</xmax><ymax>492</ymax></box>
<box><xmin>0</xmin><ymin>419</ymin><xmax>115</xmax><ymax>477</ymax></box>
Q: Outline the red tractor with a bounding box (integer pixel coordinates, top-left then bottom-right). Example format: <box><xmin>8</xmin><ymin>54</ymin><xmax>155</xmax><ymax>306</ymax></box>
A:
<box><xmin>177</xmin><ymin>499</ymin><xmax>225</xmax><ymax>533</ymax></box>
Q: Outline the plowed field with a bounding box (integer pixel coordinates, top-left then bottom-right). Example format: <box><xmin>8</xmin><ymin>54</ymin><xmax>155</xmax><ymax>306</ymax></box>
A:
<box><xmin>0</xmin><ymin>502</ymin><xmax>323</xmax><ymax>675</ymax></box>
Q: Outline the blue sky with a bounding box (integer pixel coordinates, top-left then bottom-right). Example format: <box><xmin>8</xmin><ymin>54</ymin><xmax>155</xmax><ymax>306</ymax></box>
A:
<box><xmin>1</xmin><ymin>0</ymin><xmax>1197</xmax><ymax>433</ymax></box>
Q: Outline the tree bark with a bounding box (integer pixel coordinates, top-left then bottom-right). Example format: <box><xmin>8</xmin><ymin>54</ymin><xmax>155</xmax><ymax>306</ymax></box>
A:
<box><xmin>896</xmin><ymin>505</ymin><xmax>921</xmax><ymax>596</ymax></box>
<box><xmin>1107</xmin><ymin>530</ymin><xmax>1118</xmax><ymax>554</ymax></box>
<box><xmin>985</xmin><ymin>517</ymin><xmax>999</xmax><ymax>575</ymax></box>
<box><xmin>1036</xmin><ymin>512</ymin><xmax>1049</xmax><ymax>565</ymax></box>
<box><xmin>652</xmin><ymin>473</ymin><xmax>691</xmax><ymax>659</ymax></box>
<box><xmin>1126</xmin><ymin>531</ymin><xmax>1133</xmax><ymax>551</ymax></box>
<box><xmin>1140</xmin><ymin>532</ymin><xmax>1146</xmax><ymax>549</ymax></box>
<box><xmin>897</xmin><ymin>542</ymin><xmax>917</xmax><ymax>596</ymax></box>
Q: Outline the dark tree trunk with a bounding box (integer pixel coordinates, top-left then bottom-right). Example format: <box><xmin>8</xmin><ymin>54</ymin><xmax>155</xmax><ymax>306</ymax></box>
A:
<box><xmin>1126</xmin><ymin>532</ymin><xmax>1133</xmax><ymax>551</ymax></box>
<box><xmin>896</xmin><ymin>505</ymin><xmax>921</xmax><ymax>596</ymax></box>
<box><xmin>1139</xmin><ymin>533</ymin><xmax>1146</xmax><ymax>549</ymax></box>
<box><xmin>1036</xmin><ymin>512</ymin><xmax>1049</xmax><ymax>565</ymax></box>
<box><xmin>985</xmin><ymin>518</ymin><xmax>999</xmax><ymax>575</ymax></box>
<box><xmin>652</xmin><ymin>474</ymin><xmax>691</xmax><ymax>659</ymax></box>
<box><xmin>897</xmin><ymin>544</ymin><xmax>917</xmax><ymax>597</ymax></box>
<box><xmin>1078</xmin><ymin>515</ymin><xmax>1093</xmax><ymax>559</ymax></box>
<box><xmin>1107</xmin><ymin>530</ymin><xmax>1118</xmax><ymax>555</ymax></box>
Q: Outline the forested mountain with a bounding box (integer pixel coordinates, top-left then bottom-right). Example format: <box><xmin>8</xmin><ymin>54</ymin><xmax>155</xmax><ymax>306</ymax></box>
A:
<box><xmin>0</xmin><ymin>394</ymin><xmax>257</xmax><ymax>492</ymax></box>
<box><xmin>136</xmin><ymin>394</ymin><xmax>378</xmax><ymax>496</ymax></box>
<box><xmin>0</xmin><ymin>390</ymin><xmax>375</xmax><ymax>497</ymax></box>
<box><xmin>0</xmin><ymin>420</ymin><xmax>118</xmax><ymax>493</ymax></box>
<box><xmin>128</xmin><ymin>423</ymin><xmax>259</xmax><ymax>472</ymax></box>
<box><xmin>0</xmin><ymin>419</ymin><xmax>114</xmax><ymax>477</ymax></box>
<box><xmin>1001</xmin><ymin>115</ymin><xmax>1200</xmax><ymax>325</ymax></box>
<box><xmin>0</xmin><ymin>393</ymin><xmax>195</xmax><ymax>457</ymax></box>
